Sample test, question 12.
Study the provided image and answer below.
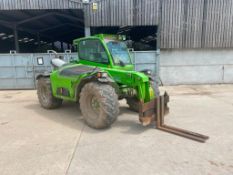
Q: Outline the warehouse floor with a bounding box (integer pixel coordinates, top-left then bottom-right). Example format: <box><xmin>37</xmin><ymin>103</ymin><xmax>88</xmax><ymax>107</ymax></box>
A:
<box><xmin>0</xmin><ymin>85</ymin><xmax>233</xmax><ymax>175</ymax></box>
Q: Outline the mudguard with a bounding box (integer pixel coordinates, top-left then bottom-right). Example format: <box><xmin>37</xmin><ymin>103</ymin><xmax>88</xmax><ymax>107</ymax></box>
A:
<box><xmin>75</xmin><ymin>72</ymin><xmax>119</xmax><ymax>100</ymax></box>
<box><xmin>36</xmin><ymin>72</ymin><xmax>51</xmax><ymax>80</ymax></box>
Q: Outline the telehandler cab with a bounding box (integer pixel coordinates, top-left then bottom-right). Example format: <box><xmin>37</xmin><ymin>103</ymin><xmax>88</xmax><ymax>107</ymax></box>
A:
<box><xmin>37</xmin><ymin>34</ymin><xmax>209</xmax><ymax>142</ymax></box>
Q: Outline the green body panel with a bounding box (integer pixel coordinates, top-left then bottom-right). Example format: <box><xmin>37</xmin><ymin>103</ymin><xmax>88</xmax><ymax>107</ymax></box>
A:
<box><xmin>50</xmin><ymin>34</ymin><xmax>155</xmax><ymax>103</ymax></box>
<box><xmin>50</xmin><ymin>64</ymin><xmax>87</xmax><ymax>101</ymax></box>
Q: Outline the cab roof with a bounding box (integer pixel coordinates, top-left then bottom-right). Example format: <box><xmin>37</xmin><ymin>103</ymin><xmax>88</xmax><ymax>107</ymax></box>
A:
<box><xmin>73</xmin><ymin>34</ymin><xmax>126</xmax><ymax>45</ymax></box>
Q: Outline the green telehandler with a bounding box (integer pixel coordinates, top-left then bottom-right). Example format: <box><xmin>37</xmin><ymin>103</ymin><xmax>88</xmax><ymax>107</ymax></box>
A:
<box><xmin>36</xmin><ymin>34</ymin><xmax>209</xmax><ymax>142</ymax></box>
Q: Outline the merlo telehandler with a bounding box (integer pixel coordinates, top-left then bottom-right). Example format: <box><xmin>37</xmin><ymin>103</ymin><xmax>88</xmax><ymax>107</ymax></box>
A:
<box><xmin>36</xmin><ymin>34</ymin><xmax>209</xmax><ymax>142</ymax></box>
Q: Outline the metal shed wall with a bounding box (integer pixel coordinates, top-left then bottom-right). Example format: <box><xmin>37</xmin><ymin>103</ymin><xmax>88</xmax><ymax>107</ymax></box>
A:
<box><xmin>0</xmin><ymin>0</ymin><xmax>83</xmax><ymax>9</ymax></box>
<box><xmin>160</xmin><ymin>0</ymin><xmax>185</xmax><ymax>49</ymax></box>
<box><xmin>160</xmin><ymin>0</ymin><xmax>205</xmax><ymax>48</ymax></box>
<box><xmin>160</xmin><ymin>0</ymin><xmax>233</xmax><ymax>49</ymax></box>
<box><xmin>87</xmin><ymin>0</ymin><xmax>233</xmax><ymax>49</ymax></box>
<box><xmin>202</xmin><ymin>0</ymin><xmax>233</xmax><ymax>48</ymax></box>
<box><xmin>1</xmin><ymin>0</ymin><xmax>233</xmax><ymax>49</ymax></box>
<box><xmin>85</xmin><ymin>0</ymin><xmax>160</xmax><ymax>27</ymax></box>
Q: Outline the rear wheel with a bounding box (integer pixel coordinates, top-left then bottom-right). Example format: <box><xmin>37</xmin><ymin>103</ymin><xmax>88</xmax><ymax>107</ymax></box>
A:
<box><xmin>37</xmin><ymin>77</ymin><xmax>63</xmax><ymax>109</ymax></box>
<box><xmin>79</xmin><ymin>82</ymin><xmax>119</xmax><ymax>129</ymax></box>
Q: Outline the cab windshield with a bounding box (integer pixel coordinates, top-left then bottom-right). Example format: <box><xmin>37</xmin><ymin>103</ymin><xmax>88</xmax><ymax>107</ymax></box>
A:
<box><xmin>106</xmin><ymin>41</ymin><xmax>131</xmax><ymax>65</ymax></box>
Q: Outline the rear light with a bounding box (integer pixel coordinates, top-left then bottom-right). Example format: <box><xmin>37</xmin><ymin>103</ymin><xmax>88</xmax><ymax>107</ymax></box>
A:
<box><xmin>97</xmin><ymin>72</ymin><xmax>108</xmax><ymax>78</ymax></box>
<box><xmin>97</xmin><ymin>72</ymin><xmax>102</xmax><ymax>78</ymax></box>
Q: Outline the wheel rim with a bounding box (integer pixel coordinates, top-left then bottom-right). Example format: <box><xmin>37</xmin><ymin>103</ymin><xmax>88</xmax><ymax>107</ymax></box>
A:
<box><xmin>91</xmin><ymin>96</ymin><xmax>100</xmax><ymax>114</ymax></box>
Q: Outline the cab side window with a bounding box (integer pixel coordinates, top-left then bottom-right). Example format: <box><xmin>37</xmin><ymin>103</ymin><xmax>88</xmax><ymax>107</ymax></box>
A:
<box><xmin>79</xmin><ymin>40</ymin><xmax>109</xmax><ymax>64</ymax></box>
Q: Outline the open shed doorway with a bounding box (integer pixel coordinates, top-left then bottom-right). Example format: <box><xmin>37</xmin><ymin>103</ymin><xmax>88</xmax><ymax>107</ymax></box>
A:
<box><xmin>0</xmin><ymin>9</ymin><xmax>85</xmax><ymax>53</ymax></box>
<box><xmin>91</xmin><ymin>26</ymin><xmax>158</xmax><ymax>51</ymax></box>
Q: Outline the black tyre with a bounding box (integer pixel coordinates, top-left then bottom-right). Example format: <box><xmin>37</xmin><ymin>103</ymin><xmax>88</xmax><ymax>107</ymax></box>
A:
<box><xmin>37</xmin><ymin>77</ymin><xmax>63</xmax><ymax>109</ymax></box>
<box><xmin>126</xmin><ymin>82</ymin><xmax>160</xmax><ymax>112</ymax></box>
<box><xmin>126</xmin><ymin>97</ymin><xmax>139</xmax><ymax>112</ymax></box>
<box><xmin>79</xmin><ymin>82</ymin><xmax>119</xmax><ymax>129</ymax></box>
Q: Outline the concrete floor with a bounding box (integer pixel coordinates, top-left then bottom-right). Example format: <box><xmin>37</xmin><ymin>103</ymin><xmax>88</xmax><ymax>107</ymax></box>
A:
<box><xmin>0</xmin><ymin>85</ymin><xmax>233</xmax><ymax>175</ymax></box>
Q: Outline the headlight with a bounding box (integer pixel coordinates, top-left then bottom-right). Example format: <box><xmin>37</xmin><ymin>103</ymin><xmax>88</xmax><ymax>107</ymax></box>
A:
<box><xmin>141</xmin><ymin>69</ymin><xmax>152</xmax><ymax>76</ymax></box>
<box><xmin>146</xmin><ymin>70</ymin><xmax>152</xmax><ymax>75</ymax></box>
<box><xmin>101</xmin><ymin>72</ymin><xmax>108</xmax><ymax>78</ymax></box>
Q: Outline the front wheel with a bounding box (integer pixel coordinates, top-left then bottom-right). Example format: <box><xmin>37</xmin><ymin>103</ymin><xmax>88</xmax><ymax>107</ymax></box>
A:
<box><xmin>79</xmin><ymin>82</ymin><xmax>119</xmax><ymax>129</ymax></box>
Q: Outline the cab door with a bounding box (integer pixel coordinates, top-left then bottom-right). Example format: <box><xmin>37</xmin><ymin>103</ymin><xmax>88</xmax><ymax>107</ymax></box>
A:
<box><xmin>78</xmin><ymin>39</ymin><xmax>112</xmax><ymax>68</ymax></box>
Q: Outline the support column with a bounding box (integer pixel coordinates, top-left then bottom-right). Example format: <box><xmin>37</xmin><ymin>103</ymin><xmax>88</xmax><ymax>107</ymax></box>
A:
<box><xmin>37</xmin><ymin>33</ymin><xmax>41</xmax><ymax>52</ymax></box>
<box><xmin>157</xmin><ymin>0</ymin><xmax>163</xmax><ymax>50</ymax></box>
<box><xmin>13</xmin><ymin>26</ymin><xmax>19</xmax><ymax>53</ymax></box>
<box><xmin>61</xmin><ymin>42</ymin><xmax>64</xmax><ymax>52</ymax></box>
<box><xmin>85</xmin><ymin>27</ymin><xmax>91</xmax><ymax>36</ymax></box>
<box><xmin>83</xmin><ymin>3</ymin><xmax>91</xmax><ymax>37</ymax></box>
<box><xmin>51</xmin><ymin>42</ymin><xmax>55</xmax><ymax>50</ymax></box>
<box><xmin>71</xmin><ymin>44</ymin><xmax>74</xmax><ymax>51</ymax></box>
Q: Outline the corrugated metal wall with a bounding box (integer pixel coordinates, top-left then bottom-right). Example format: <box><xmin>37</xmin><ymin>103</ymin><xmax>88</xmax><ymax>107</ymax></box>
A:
<box><xmin>202</xmin><ymin>0</ymin><xmax>233</xmax><ymax>48</ymax></box>
<box><xmin>85</xmin><ymin>0</ymin><xmax>160</xmax><ymax>26</ymax></box>
<box><xmin>160</xmin><ymin>0</ymin><xmax>185</xmax><ymax>48</ymax></box>
<box><xmin>87</xmin><ymin>0</ymin><xmax>233</xmax><ymax>49</ymax></box>
<box><xmin>184</xmin><ymin>0</ymin><xmax>204</xmax><ymax>48</ymax></box>
<box><xmin>84</xmin><ymin>0</ymin><xmax>134</xmax><ymax>27</ymax></box>
<box><xmin>160</xmin><ymin>0</ymin><xmax>233</xmax><ymax>48</ymax></box>
<box><xmin>0</xmin><ymin>0</ymin><xmax>83</xmax><ymax>9</ymax></box>
<box><xmin>160</xmin><ymin>0</ymin><xmax>205</xmax><ymax>48</ymax></box>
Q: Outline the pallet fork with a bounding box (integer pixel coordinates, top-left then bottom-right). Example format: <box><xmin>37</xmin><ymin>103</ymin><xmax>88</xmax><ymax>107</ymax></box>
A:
<box><xmin>139</xmin><ymin>92</ymin><xmax>209</xmax><ymax>143</ymax></box>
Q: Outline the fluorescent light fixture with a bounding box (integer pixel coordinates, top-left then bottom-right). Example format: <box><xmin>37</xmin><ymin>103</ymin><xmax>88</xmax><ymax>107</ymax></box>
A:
<box><xmin>0</xmin><ymin>33</ymin><xmax>5</xmax><ymax>36</ymax></box>
<box><xmin>2</xmin><ymin>36</ymin><xmax>7</xmax><ymax>40</ymax></box>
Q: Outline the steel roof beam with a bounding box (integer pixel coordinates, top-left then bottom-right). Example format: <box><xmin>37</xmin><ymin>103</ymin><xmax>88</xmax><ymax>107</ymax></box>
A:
<box><xmin>0</xmin><ymin>20</ymin><xmax>14</xmax><ymax>28</ymax></box>
<box><xmin>39</xmin><ymin>23</ymin><xmax>84</xmax><ymax>33</ymax></box>
<box><xmin>16</xmin><ymin>12</ymin><xmax>56</xmax><ymax>25</ymax></box>
<box><xmin>55</xmin><ymin>13</ymin><xmax>84</xmax><ymax>23</ymax></box>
